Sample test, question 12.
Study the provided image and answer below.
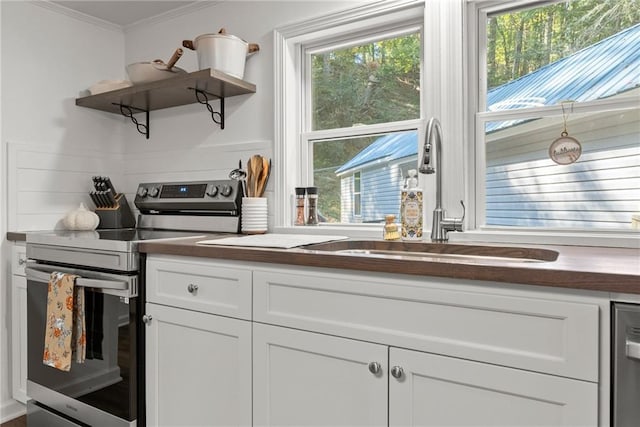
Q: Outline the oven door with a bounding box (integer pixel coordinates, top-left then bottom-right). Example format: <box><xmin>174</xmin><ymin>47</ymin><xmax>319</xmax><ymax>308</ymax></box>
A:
<box><xmin>26</xmin><ymin>263</ymin><xmax>138</xmax><ymax>427</ymax></box>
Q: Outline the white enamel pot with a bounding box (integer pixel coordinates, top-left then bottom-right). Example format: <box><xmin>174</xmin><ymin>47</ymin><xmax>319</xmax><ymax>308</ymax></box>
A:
<box><xmin>183</xmin><ymin>29</ymin><xmax>259</xmax><ymax>79</ymax></box>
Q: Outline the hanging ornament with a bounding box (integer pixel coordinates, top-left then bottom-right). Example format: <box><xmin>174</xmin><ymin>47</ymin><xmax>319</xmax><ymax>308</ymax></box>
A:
<box><xmin>549</xmin><ymin>101</ymin><xmax>582</xmax><ymax>165</ymax></box>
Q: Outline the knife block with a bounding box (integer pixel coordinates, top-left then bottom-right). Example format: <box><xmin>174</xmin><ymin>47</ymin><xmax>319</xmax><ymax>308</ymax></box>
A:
<box><xmin>95</xmin><ymin>194</ymin><xmax>136</xmax><ymax>229</ymax></box>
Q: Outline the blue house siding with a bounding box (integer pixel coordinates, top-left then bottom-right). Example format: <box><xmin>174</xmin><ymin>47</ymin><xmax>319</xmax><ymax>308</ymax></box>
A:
<box><xmin>486</xmin><ymin>113</ymin><xmax>640</xmax><ymax>228</ymax></box>
<box><xmin>340</xmin><ymin>161</ymin><xmax>413</xmax><ymax>223</ymax></box>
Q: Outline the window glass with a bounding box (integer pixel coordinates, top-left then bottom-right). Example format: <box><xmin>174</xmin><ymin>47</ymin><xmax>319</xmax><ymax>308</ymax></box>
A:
<box><xmin>312</xmin><ymin>131</ymin><xmax>418</xmax><ymax>224</ymax></box>
<box><xmin>311</xmin><ymin>31</ymin><xmax>421</xmax><ymax>130</ymax></box>
<box><xmin>479</xmin><ymin>0</ymin><xmax>640</xmax><ymax>231</ymax></box>
<box><xmin>484</xmin><ymin>107</ymin><xmax>639</xmax><ymax>229</ymax></box>
<box><xmin>485</xmin><ymin>1</ymin><xmax>640</xmax><ymax>111</ymax></box>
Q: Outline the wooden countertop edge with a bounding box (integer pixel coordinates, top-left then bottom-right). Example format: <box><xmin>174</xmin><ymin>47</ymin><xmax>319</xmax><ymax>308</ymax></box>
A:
<box><xmin>6</xmin><ymin>231</ymin><xmax>27</xmax><ymax>242</ymax></box>
<box><xmin>138</xmin><ymin>239</ymin><xmax>640</xmax><ymax>295</ymax></box>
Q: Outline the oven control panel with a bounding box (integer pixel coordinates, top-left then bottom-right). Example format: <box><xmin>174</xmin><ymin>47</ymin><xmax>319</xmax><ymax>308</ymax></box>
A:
<box><xmin>134</xmin><ymin>180</ymin><xmax>242</xmax><ymax>214</ymax></box>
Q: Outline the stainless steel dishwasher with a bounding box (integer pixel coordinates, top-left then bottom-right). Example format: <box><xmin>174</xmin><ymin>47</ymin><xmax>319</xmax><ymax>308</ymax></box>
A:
<box><xmin>612</xmin><ymin>302</ymin><xmax>640</xmax><ymax>427</ymax></box>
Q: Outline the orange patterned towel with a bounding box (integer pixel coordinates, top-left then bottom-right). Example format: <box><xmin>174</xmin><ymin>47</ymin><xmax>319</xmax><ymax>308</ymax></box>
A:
<box><xmin>43</xmin><ymin>272</ymin><xmax>86</xmax><ymax>371</ymax></box>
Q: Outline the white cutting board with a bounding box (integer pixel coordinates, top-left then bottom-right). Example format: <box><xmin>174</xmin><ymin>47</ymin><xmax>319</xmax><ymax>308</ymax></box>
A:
<box><xmin>197</xmin><ymin>234</ymin><xmax>348</xmax><ymax>249</ymax></box>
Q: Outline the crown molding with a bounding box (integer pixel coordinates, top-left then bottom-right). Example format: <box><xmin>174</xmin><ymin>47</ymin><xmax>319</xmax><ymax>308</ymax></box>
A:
<box><xmin>124</xmin><ymin>1</ymin><xmax>221</xmax><ymax>33</ymax></box>
<box><xmin>30</xmin><ymin>1</ymin><xmax>221</xmax><ymax>34</ymax></box>
<box><xmin>32</xmin><ymin>1</ymin><xmax>123</xmax><ymax>32</ymax></box>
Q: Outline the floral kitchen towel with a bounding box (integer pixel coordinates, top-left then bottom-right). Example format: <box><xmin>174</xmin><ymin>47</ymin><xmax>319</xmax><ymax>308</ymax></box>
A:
<box><xmin>43</xmin><ymin>272</ymin><xmax>85</xmax><ymax>371</ymax></box>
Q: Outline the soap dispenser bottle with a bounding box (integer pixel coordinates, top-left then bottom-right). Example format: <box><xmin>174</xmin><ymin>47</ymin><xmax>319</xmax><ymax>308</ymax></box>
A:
<box><xmin>400</xmin><ymin>169</ymin><xmax>423</xmax><ymax>240</ymax></box>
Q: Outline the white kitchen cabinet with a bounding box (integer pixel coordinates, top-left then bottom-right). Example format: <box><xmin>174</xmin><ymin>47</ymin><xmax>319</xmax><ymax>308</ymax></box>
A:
<box><xmin>388</xmin><ymin>347</ymin><xmax>597</xmax><ymax>427</ymax></box>
<box><xmin>145</xmin><ymin>255</ymin><xmax>252</xmax><ymax>427</ymax></box>
<box><xmin>11</xmin><ymin>243</ymin><xmax>28</xmax><ymax>403</ymax></box>
<box><xmin>145</xmin><ymin>303</ymin><xmax>252</xmax><ymax>427</ymax></box>
<box><xmin>253</xmin><ymin>266</ymin><xmax>600</xmax><ymax>427</ymax></box>
<box><xmin>253</xmin><ymin>323</ymin><xmax>388</xmax><ymax>427</ymax></box>
<box><xmin>146</xmin><ymin>256</ymin><xmax>602</xmax><ymax>427</ymax></box>
<box><xmin>253</xmin><ymin>323</ymin><xmax>597</xmax><ymax>427</ymax></box>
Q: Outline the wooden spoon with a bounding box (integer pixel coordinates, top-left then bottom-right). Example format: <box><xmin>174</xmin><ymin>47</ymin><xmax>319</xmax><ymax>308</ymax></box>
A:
<box><xmin>257</xmin><ymin>157</ymin><xmax>270</xmax><ymax>197</ymax></box>
<box><xmin>251</xmin><ymin>155</ymin><xmax>263</xmax><ymax>198</ymax></box>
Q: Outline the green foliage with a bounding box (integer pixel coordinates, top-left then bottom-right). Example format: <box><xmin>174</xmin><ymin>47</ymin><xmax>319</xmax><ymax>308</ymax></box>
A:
<box><xmin>310</xmin><ymin>32</ymin><xmax>421</xmax><ymax>222</ymax></box>
<box><xmin>312</xmin><ymin>32</ymin><xmax>421</xmax><ymax>130</ymax></box>
<box><xmin>487</xmin><ymin>0</ymin><xmax>640</xmax><ymax>89</ymax></box>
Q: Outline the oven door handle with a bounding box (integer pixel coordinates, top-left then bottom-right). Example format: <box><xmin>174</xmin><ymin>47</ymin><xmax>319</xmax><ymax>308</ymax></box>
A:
<box><xmin>25</xmin><ymin>266</ymin><xmax>129</xmax><ymax>291</ymax></box>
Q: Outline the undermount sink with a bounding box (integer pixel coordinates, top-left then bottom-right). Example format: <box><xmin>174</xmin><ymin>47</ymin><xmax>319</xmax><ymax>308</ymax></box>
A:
<box><xmin>301</xmin><ymin>240</ymin><xmax>559</xmax><ymax>263</ymax></box>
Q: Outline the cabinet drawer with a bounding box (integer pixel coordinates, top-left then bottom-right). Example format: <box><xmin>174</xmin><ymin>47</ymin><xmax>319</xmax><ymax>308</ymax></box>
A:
<box><xmin>253</xmin><ymin>269</ymin><xmax>599</xmax><ymax>382</ymax></box>
<box><xmin>12</xmin><ymin>244</ymin><xmax>27</xmax><ymax>277</ymax></box>
<box><xmin>146</xmin><ymin>256</ymin><xmax>251</xmax><ymax>320</ymax></box>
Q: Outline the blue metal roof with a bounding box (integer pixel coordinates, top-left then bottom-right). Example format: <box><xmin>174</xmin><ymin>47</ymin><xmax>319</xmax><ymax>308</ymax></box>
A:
<box><xmin>486</xmin><ymin>22</ymin><xmax>640</xmax><ymax>132</ymax></box>
<box><xmin>337</xmin><ymin>23</ymin><xmax>640</xmax><ymax>171</ymax></box>
<box><xmin>335</xmin><ymin>131</ymin><xmax>417</xmax><ymax>174</ymax></box>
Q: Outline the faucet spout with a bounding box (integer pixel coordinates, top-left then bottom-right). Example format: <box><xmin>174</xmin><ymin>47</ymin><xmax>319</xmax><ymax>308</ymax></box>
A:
<box><xmin>419</xmin><ymin>117</ymin><xmax>464</xmax><ymax>242</ymax></box>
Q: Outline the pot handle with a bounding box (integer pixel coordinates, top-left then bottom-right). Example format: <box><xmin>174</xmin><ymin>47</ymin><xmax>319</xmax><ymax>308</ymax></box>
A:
<box><xmin>247</xmin><ymin>43</ymin><xmax>260</xmax><ymax>57</ymax></box>
<box><xmin>182</xmin><ymin>40</ymin><xmax>195</xmax><ymax>50</ymax></box>
<box><xmin>166</xmin><ymin>48</ymin><xmax>183</xmax><ymax>69</ymax></box>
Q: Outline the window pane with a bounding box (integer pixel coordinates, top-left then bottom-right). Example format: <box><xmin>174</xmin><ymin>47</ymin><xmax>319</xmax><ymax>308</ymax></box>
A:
<box><xmin>312</xmin><ymin>131</ymin><xmax>418</xmax><ymax>224</ymax></box>
<box><xmin>486</xmin><ymin>1</ymin><xmax>640</xmax><ymax>111</ymax></box>
<box><xmin>484</xmin><ymin>107</ymin><xmax>640</xmax><ymax>229</ymax></box>
<box><xmin>311</xmin><ymin>32</ymin><xmax>421</xmax><ymax>130</ymax></box>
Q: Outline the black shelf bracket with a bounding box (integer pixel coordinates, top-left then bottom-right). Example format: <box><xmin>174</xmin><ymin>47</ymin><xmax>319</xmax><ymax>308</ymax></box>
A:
<box><xmin>190</xmin><ymin>87</ymin><xmax>225</xmax><ymax>129</ymax></box>
<box><xmin>113</xmin><ymin>103</ymin><xmax>149</xmax><ymax>139</ymax></box>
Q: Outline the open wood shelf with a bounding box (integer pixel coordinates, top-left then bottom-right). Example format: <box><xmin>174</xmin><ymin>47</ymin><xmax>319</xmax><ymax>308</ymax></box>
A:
<box><xmin>76</xmin><ymin>68</ymin><xmax>255</xmax><ymax>113</ymax></box>
<box><xmin>75</xmin><ymin>69</ymin><xmax>256</xmax><ymax>138</ymax></box>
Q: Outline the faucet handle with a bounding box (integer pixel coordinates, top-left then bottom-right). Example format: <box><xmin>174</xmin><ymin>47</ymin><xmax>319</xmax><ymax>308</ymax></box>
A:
<box><xmin>454</xmin><ymin>200</ymin><xmax>465</xmax><ymax>232</ymax></box>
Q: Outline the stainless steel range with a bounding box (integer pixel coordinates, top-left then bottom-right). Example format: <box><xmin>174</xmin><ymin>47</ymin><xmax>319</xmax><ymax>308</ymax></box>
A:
<box><xmin>25</xmin><ymin>179</ymin><xmax>242</xmax><ymax>427</ymax></box>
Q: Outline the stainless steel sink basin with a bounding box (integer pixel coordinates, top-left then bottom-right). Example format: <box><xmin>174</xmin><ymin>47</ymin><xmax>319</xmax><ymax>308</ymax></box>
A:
<box><xmin>301</xmin><ymin>240</ymin><xmax>558</xmax><ymax>263</ymax></box>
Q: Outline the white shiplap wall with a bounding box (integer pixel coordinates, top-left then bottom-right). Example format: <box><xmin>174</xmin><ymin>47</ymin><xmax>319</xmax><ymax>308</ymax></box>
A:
<box><xmin>6</xmin><ymin>142</ymin><xmax>123</xmax><ymax>231</ymax></box>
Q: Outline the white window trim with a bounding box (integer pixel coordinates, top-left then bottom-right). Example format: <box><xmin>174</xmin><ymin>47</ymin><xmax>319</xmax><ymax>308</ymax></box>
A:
<box><xmin>273</xmin><ymin>0</ymin><xmax>467</xmax><ymax>238</ymax></box>
<box><xmin>465</xmin><ymin>0</ymin><xmax>640</xmax><ymax>248</ymax></box>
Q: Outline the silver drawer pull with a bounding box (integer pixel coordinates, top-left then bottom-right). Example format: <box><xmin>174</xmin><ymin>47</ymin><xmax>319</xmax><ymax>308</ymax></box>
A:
<box><xmin>368</xmin><ymin>362</ymin><xmax>381</xmax><ymax>375</ymax></box>
<box><xmin>187</xmin><ymin>283</ymin><xmax>199</xmax><ymax>294</ymax></box>
<box><xmin>391</xmin><ymin>366</ymin><xmax>404</xmax><ymax>379</ymax></box>
<box><xmin>18</xmin><ymin>258</ymin><xmax>27</xmax><ymax>265</ymax></box>
<box><xmin>142</xmin><ymin>315</ymin><xmax>153</xmax><ymax>324</ymax></box>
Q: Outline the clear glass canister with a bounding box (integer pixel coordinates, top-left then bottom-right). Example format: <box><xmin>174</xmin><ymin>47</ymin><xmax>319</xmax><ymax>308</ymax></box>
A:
<box><xmin>306</xmin><ymin>186</ymin><xmax>319</xmax><ymax>225</ymax></box>
<box><xmin>294</xmin><ymin>187</ymin><xmax>306</xmax><ymax>226</ymax></box>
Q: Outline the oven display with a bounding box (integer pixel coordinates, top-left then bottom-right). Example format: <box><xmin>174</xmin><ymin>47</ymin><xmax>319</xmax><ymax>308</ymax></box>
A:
<box><xmin>160</xmin><ymin>184</ymin><xmax>207</xmax><ymax>199</ymax></box>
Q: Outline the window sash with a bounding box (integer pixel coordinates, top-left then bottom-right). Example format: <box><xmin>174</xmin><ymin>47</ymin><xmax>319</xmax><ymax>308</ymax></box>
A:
<box><xmin>472</xmin><ymin>0</ymin><xmax>640</xmax><ymax>235</ymax></box>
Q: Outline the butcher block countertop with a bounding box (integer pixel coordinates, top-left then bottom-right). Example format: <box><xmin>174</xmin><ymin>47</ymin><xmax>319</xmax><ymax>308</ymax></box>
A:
<box><xmin>138</xmin><ymin>235</ymin><xmax>640</xmax><ymax>295</ymax></box>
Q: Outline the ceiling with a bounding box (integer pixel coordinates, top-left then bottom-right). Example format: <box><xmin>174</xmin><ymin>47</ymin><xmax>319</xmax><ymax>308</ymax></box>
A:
<box><xmin>51</xmin><ymin>1</ymin><xmax>199</xmax><ymax>27</ymax></box>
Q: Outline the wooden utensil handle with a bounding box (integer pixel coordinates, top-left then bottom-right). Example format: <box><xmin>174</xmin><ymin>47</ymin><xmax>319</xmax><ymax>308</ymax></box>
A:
<box><xmin>182</xmin><ymin>40</ymin><xmax>195</xmax><ymax>50</ymax></box>
<box><xmin>166</xmin><ymin>48</ymin><xmax>183</xmax><ymax>69</ymax></box>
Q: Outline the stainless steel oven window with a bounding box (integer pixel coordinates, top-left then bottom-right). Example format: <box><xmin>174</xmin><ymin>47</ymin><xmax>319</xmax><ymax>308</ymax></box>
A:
<box><xmin>26</xmin><ymin>266</ymin><xmax>138</xmax><ymax>425</ymax></box>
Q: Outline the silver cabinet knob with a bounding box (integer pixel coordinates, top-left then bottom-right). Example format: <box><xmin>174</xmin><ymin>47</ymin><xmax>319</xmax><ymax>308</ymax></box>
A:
<box><xmin>18</xmin><ymin>258</ymin><xmax>27</xmax><ymax>265</ymax></box>
<box><xmin>142</xmin><ymin>315</ymin><xmax>153</xmax><ymax>324</ymax></box>
<box><xmin>187</xmin><ymin>283</ymin><xmax>199</xmax><ymax>293</ymax></box>
<box><xmin>368</xmin><ymin>362</ymin><xmax>381</xmax><ymax>375</ymax></box>
<box><xmin>391</xmin><ymin>366</ymin><xmax>404</xmax><ymax>379</ymax></box>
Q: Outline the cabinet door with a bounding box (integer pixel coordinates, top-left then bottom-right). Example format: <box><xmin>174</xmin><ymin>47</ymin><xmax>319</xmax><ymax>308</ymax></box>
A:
<box><xmin>389</xmin><ymin>347</ymin><xmax>597</xmax><ymax>427</ymax></box>
<box><xmin>145</xmin><ymin>303</ymin><xmax>252</xmax><ymax>427</ymax></box>
<box><xmin>253</xmin><ymin>323</ymin><xmax>388</xmax><ymax>426</ymax></box>
<box><xmin>11</xmin><ymin>274</ymin><xmax>28</xmax><ymax>403</ymax></box>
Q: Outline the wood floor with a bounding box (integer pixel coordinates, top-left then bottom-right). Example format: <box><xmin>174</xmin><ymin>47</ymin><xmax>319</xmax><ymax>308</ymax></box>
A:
<box><xmin>1</xmin><ymin>415</ymin><xmax>26</xmax><ymax>427</ymax></box>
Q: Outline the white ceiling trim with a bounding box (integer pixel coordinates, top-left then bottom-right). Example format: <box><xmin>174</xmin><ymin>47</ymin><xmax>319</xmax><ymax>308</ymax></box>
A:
<box><xmin>33</xmin><ymin>0</ymin><xmax>123</xmax><ymax>32</ymax></box>
<box><xmin>32</xmin><ymin>1</ymin><xmax>221</xmax><ymax>33</ymax></box>
<box><xmin>123</xmin><ymin>1</ymin><xmax>221</xmax><ymax>33</ymax></box>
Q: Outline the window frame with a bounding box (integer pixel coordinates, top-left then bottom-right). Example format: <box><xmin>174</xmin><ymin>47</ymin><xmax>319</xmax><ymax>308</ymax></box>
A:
<box><xmin>353</xmin><ymin>171</ymin><xmax>362</xmax><ymax>219</ymax></box>
<box><xmin>273</xmin><ymin>0</ymin><xmax>426</xmax><ymax>233</ymax></box>
<box><xmin>464</xmin><ymin>0</ymin><xmax>640</xmax><ymax>247</ymax></box>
